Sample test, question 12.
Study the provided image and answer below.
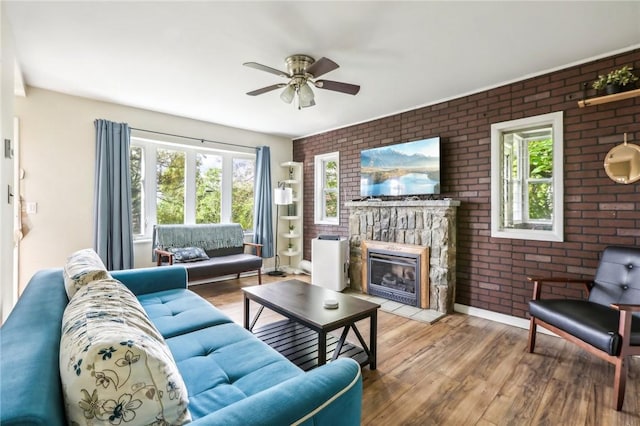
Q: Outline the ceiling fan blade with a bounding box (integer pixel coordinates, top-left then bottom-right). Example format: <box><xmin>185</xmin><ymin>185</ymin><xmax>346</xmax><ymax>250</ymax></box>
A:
<box><xmin>306</xmin><ymin>57</ymin><xmax>339</xmax><ymax>78</ymax></box>
<box><xmin>246</xmin><ymin>83</ymin><xmax>286</xmax><ymax>96</ymax></box>
<box><xmin>243</xmin><ymin>62</ymin><xmax>290</xmax><ymax>78</ymax></box>
<box><xmin>314</xmin><ymin>80</ymin><xmax>360</xmax><ymax>95</ymax></box>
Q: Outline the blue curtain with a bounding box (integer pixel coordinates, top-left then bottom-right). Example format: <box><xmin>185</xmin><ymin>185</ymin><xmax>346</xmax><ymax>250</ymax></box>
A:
<box><xmin>253</xmin><ymin>146</ymin><xmax>274</xmax><ymax>258</ymax></box>
<box><xmin>94</xmin><ymin>119</ymin><xmax>134</xmax><ymax>270</ymax></box>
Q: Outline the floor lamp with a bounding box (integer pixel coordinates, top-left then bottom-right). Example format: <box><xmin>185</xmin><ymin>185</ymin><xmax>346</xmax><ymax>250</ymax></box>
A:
<box><xmin>267</xmin><ymin>183</ymin><xmax>293</xmax><ymax>277</ymax></box>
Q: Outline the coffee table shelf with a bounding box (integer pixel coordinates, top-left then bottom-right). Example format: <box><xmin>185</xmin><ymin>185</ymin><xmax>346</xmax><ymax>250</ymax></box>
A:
<box><xmin>253</xmin><ymin>319</ymin><xmax>369</xmax><ymax>371</ymax></box>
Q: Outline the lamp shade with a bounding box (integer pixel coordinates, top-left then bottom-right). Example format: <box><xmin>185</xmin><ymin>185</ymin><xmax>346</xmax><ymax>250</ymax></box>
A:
<box><xmin>280</xmin><ymin>85</ymin><xmax>295</xmax><ymax>104</ymax></box>
<box><xmin>274</xmin><ymin>186</ymin><xmax>293</xmax><ymax>205</ymax></box>
<box><xmin>298</xmin><ymin>82</ymin><xmax>315</xmax><ymax>106</ymax></box>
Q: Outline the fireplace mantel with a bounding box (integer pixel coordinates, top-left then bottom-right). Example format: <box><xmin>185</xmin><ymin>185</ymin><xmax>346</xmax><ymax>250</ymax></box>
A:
<box><xmin>345</xmin><ymin>199</ymin><xmax>460</xmax><ymax>208</ymax></box>
<box><xmin>346</xmin><ymin>199</ymin><xmax>459</xmax><ymax>313</ymax></box>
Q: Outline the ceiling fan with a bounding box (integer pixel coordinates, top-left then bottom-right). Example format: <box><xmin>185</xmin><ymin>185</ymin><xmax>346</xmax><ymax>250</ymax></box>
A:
<box><xmin>243</xmin><ymin>55</ymin><xmax>360</xmax><ymax>109</ymax></box>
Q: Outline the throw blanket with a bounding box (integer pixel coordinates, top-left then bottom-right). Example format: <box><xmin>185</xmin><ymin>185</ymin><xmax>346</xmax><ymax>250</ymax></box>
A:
<box><xmin>153</xmin><ymin>224</ymin><xmax>245</xmax><ymax>261</ymax></box>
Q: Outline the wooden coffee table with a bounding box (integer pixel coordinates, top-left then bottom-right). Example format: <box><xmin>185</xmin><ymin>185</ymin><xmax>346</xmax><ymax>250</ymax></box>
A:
<box><xmin>243</xmin><ymin>279</ymin><xmax>380</xmax><ymax>370</ymax></box>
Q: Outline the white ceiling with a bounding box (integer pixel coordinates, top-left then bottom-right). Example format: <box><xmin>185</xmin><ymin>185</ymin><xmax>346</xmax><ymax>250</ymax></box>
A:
<box><xmin>5</xmin><ymin>1</ymin><xmax>640</xmax><ymax>139</ymax></box>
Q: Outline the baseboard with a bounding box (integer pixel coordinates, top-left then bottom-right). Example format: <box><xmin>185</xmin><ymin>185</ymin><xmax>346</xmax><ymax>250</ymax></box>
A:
<box><xmin>454</xmin><ymin>303</ymin><xmax>558</xmax><ymax>337</ymax></box>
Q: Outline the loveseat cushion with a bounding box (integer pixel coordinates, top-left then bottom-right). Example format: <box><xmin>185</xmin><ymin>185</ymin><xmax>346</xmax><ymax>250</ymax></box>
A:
<box><xmin>166</xmin><ymin>323</ymin><xmax>303</xmax><ymax>420</ymax></box>
<box><xmin>63</xmin><ymin>248</ymin><xmax>110</xmax><ymax>299</ymax></box>
<box><xmin>184</xmin><ymin>253</ymin><xmax>263</xmax><ymax>281</ymax></box>
<box><xmin>137</xmin><ymin>288</ymin><xmax>234</xmax><ymax>338</ymax></box>
<box><xmin>530</xmin><ymin>299</ymin><xmax>640</xmax><ymax>355</ymax></box>
<box><xmin>60</xmin><ymin>278</ymin><xmax>191</xmax><ymax>425</ymax></box>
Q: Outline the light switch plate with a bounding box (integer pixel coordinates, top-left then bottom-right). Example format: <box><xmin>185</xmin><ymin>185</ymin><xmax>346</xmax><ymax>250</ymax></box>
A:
<box><xmin>26</xmin><ymin>202</ymin><xmax>37</xmax><ymax>214</ymax></box>
<box><xmin>4</xmin><ymin>139</ymin><xmax>12</xmax><ymax>159</ymax></box>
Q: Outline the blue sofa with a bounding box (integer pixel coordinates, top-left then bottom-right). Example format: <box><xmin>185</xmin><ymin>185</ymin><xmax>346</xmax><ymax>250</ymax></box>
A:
<box><xmin>0</xmin><ymin>266</ymin><xmax>362</xmax><ymax>425</ymax></box>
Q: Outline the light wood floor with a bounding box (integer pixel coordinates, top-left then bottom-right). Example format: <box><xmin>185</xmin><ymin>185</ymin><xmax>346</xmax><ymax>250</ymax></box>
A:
<box><xmin>191</xmin><ymin>274</ymin><xmax>640</xmax><ymax>425</ymax></box>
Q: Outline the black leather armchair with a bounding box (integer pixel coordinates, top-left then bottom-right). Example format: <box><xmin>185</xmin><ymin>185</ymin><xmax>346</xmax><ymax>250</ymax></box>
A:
<box><xmin>528</xmin><ymin>246</ymin><xmax>640</xmax><ymax>411</ymax></box>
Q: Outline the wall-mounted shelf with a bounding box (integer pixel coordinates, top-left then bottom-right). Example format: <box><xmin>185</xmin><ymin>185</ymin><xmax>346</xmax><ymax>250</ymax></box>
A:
<box><xmin>578</xmin><ymin>88</ymin><xmax>640</xmax><ymax>108</ymax></box>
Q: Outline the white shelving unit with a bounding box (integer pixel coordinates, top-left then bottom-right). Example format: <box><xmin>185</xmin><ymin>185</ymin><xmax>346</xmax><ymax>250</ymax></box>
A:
<box><xmin>279</xmin><ymin>161</ymin><xmax>303</xmax><ymax>273</ymax></box>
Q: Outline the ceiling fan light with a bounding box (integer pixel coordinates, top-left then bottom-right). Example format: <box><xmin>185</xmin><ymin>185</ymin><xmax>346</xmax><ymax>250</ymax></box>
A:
<box><xmin>280</xmin><ymin>85</ymin><xmax>295</xmax><ymax>104</ymax></box>
<box><xmin>298</xmin><ymin>82</ymin><xmax>315</xmax><ymax>104</ymax></box>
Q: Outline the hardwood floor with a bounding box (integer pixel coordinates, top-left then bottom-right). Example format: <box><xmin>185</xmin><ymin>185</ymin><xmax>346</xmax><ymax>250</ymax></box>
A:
<box><xmin>191</xmin><ymin>275</ymin><xmax>640</xmax><ymax>425</ymax></box>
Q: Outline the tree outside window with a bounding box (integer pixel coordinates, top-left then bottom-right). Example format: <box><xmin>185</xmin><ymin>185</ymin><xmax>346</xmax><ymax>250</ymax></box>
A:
<box><xmin>130</xmin><ymin>138</ymin><xmax>256</xmax><ymax>239</ymax></box>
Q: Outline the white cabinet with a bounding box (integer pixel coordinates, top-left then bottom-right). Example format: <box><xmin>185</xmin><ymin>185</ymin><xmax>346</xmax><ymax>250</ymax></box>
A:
<box><xmin>279</xmin><ymin>161</ymin><xmax>303</xmax><ymax>273</ymax></box>
<box><xmin>312</xmin><ymin>237</ymin><xmax>349</xmax><ymax>291</ymax></box>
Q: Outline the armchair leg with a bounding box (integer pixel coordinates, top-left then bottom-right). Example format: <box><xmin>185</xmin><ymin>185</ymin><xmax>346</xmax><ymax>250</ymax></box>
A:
<box><xmin>257</xmin><ymin>269</ymin><xmax>262</xmax><ymax>285</ymax></box>
<box><xmin>527</xmin><ymin>317</ymin><xmax>537</xmax><ymax>353</ymax></box>
<box><xmin>614</xmin><ymin>357</ymin><xmax>627</xmax><ymax>411</ymax></box>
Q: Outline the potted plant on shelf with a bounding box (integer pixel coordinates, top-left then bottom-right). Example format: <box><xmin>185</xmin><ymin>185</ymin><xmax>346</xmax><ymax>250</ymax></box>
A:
<box><xmin>592</xmin><ymin>65</ymin><xmax>638</xmax><ymax>95</ymax></box>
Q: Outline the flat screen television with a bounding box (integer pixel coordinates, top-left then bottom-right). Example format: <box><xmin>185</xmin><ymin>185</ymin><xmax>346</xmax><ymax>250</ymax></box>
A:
<box><xmin>360</xmin><ymin>137</ymin><xmax>440</xmax><ymax>197</ymax></box>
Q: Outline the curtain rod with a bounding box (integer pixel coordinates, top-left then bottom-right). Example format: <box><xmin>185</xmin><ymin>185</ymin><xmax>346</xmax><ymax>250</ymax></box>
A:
<box><xmin>130</xmin><ymin>127</ymin><xmax>258</xmax><ymax>151</ymax></box>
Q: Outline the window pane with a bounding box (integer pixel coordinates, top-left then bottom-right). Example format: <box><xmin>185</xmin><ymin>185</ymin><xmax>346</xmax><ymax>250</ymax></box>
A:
<box><xmin>528</xmin><ymin>182</ymin><xmax>552</xmax><ymax>221</ymax></box>
<box><xmin>528</xmin><ymin>138</ymin><xmax>552</xmax><ymax>179</ymax></box>
<box><xmin>130</xmin><ymin>146</ymin><xmax>144</xmax><ymax>235</ymax></box>
<box><xmin>156</xmin><ymin>148</ymin><xmax>185</xmax><ymax>224</ymax></box>
<box><xmin>324</xmin><ymin>189</ymin><xmax>338</xmax><ymax>219</ymax></box>
<box><xmin>231</xmin><ymin>158</ymin><xmax>255</xmax><ymax>230</ymax></box>
<box><xmin>196</xmin><ymin>153</ymin><xmax>222</xmax><ymax>224</ymax></box>
<box><xmin>325</xmin><ymin>160</ymin><xmax>338</xmax><ymax>189</ymax></box>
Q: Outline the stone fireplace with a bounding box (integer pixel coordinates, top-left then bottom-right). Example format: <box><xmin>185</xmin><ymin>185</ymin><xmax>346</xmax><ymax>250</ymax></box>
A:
<box><xmin>345</xmin><ymin>199</ymin><xmax>459</xmax><ymax>313</ymax></box>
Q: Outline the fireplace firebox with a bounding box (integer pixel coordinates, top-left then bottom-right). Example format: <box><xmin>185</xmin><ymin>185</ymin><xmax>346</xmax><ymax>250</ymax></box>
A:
<box><xmin>361</xmin><ymin>240</ymin><xmax>429</xmax><ymax>309</ymax></box>
<box><xmin>368</xmin><ymin>250</ymin><xmax>420</xmax><ymax>306</ymax></box>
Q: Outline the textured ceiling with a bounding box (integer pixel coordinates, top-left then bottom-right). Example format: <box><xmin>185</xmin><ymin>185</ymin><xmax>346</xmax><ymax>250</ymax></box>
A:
<box><xmin>5</xmin><ymin>1</ymin><xmax>640</xmax><ymax>139</ymax></box>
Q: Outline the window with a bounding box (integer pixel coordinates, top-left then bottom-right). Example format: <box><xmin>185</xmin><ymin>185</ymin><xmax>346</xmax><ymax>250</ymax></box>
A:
<box><xmin>314</xmin><ymin>151</ymin><xmax>339</xmax><ymax>225</ymax></box>
<box><xmin>130</xmin><ymin>137</ymin><xmax>255</xmax><ymax>239</ymax></box>
<box><xmin>491</xmin><ymin>112</ymin><xmax>563</xmax><ymax>241</ymax></box>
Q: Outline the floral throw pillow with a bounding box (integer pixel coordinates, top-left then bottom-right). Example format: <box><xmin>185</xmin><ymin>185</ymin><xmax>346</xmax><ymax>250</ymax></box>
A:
<box><xmin>168</xmin><ymin>246</ymin><xmax>210</xmax><ymax>263</ymax></box>
<box><xmin>60</xmin><ymin>278</ymin><xmax>191</xmax><ymax>425</ymax></box>
<box><xmin>63</xmin><ymin>248</ymin><xmax>110</xmax><ymax>299</ymax></box>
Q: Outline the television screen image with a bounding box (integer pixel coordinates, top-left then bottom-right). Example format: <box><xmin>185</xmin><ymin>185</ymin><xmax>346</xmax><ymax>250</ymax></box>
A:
<box><xmin>360</xmin><ymin>137</ymin><xmax>440</xmax><ymax>197</ymax></box>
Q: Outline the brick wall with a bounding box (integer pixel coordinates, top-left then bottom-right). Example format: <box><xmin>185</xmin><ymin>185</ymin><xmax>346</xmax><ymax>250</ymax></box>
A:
<box><xmin>293</xmin><ymin>48</ymin><xmax>640</xmax><ymax>319</ymax></box>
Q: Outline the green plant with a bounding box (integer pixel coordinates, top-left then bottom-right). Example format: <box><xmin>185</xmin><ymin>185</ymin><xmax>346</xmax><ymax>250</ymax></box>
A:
<box><xmin>592</xmin><ymin>65</ymin><xmax>638</xmax><ymax>90</ymax></box>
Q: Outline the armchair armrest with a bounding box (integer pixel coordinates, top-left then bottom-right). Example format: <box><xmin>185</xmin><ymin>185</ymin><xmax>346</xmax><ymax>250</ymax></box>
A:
<box><xmin>610</xmin><ymin>303</ymin><xmax>640</xmax><ymax>312</ymax></box>
<box><xmin>610</xmin><ymin>303</ymin><xmax>640</xmax><ymax>356</ymax></box>
<box><xmin>154</xmin><ymin>248</ymin><xmax>174</xmax><ymax>266</ymax></box>
<box><xmin>527</xmin><ymin>276</ymin><xmax>594</xmax><ymax>300</ymax></box>
<box><xmin>243</xmin><ymin>242</ymin><xmax>262</xmax><ymax>257</ymax></box>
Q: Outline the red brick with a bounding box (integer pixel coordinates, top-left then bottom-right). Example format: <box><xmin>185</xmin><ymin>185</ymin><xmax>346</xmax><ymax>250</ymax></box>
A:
<box><xmin>293</xmin><ymin>48</ymin><xmax>640</xmax><ymax>319</ymax></box>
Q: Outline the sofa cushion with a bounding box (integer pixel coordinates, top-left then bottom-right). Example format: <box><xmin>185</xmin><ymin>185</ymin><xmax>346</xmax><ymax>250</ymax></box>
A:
<box><xmin>60</xmin><ymin>278</ymin><xmax>191</xmax><ymax>425</ymax></box>
<box><xmin>165</xmin><ymin>323</ymin><xmax>303</xmax><ymax>420</ymax></box>
<box><xmin>137</xmin><ymin>288</ymin><xmax>234</xmax><ymax>338</ymax></box>
<box><xmin>63</xmin><ymin>248</ymin><xmax>110</xmax><ymax>299</ymax></box>
<box><xmin>169</xmin><ymin>246</ymin><xmax>210</xmax><ymax>263</ymax></box>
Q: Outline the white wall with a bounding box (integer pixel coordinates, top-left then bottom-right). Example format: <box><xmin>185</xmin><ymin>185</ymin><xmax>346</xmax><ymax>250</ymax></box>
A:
<box><xmin>15</xmin><ymin>87</ymin><xmax>292</xmax><ymax>291</ymax></box>
<box><xmin>1</xmin><ymin>4</ymin><xmax>17</xmax><ymax>322</ymax></box>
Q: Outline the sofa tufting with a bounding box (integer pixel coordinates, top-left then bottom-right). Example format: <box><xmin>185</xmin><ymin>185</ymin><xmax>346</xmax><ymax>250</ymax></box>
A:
<box><xmin>0</xmin><ymin>264</ymin><xmax>362</xmax><ymax>425</ymax></box>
